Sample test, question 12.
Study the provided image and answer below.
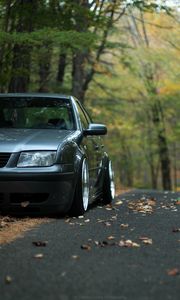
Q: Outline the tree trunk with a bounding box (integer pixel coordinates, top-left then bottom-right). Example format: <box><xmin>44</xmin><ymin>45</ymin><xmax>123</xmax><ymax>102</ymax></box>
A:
<box><xmin>152</xmin><ymin>101</ymin><xmax>172</xmax><ymax>190</ymax></box>
<box><xmin>56</xmin><ymin>52</ymin><xmax>66</xmax><ymax>85</ymax></box>
<box><xmin>0</xmin><ymin>0</ymin><xmax>14</xmax><ymax>92</ymax></box>
<box><xmin>150</xmin><ymin>164</ymin><xmax>158</xmax><ymax>189</ymax></box>
<box><xmin>158</xmin><ymin>133</ymin><xmax>172</xmax><ymax>190</ymax></box>
<box><xmin>8</xmin><ymin>0</ymin><xmax>37</xmax><ymax>92</ymax></box>
<box><xmin>172</xmin><ymin>143</ymin><xmax>177</xmax><ymax>191</ymax></box>
<box><xmin>8</xmin><ymin>44</ymin><xmax>31</xmax><ymax>92</ymax></box>
<box><xmin>38</xmin><ymin>43</ymin><xmax>52</xmax><ymax>92</ymax></box>
<box><xmin>72</xmin><ymin>52</ymin><xmax>87</xmax><ymax>101</ymax></box>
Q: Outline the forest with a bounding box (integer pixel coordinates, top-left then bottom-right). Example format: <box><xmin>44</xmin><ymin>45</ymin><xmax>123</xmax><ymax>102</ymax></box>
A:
<box><xmin>0</xmin><ymin>0</ymin><xmax>179</xmax><ymax>191</ymax></box>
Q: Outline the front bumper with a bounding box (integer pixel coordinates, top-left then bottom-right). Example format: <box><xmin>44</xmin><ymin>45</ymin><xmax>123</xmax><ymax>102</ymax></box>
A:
<box><xmin>0</xmin><ymin>164</ymin><xmax>75</xmax><ymax>215</ymax></box>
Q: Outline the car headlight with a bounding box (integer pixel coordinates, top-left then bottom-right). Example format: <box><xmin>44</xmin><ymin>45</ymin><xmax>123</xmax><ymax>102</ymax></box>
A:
<box><xmin>17</xmin><ymin>151</ymin><xmax>56</xmax><ymax>167</ymax></box>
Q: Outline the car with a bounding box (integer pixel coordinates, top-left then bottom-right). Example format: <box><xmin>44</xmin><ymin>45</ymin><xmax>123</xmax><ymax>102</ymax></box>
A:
<box><xmin>0</xmin><ymin>93</ymin><xmax>115</xmax><ymax>216</ymax></box>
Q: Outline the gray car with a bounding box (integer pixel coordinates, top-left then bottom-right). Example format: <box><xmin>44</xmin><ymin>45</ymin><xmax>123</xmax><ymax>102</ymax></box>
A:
<box><xmin>0</xmin><ymin>93</ymin><xmax>115</xmax><ymax>216</ymax></box>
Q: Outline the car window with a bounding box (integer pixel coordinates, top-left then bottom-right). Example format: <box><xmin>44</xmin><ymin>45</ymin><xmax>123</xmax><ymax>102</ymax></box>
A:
<box><xmin>76</xmin><ymin>101</ymin><xmax>91</xmax><ymax>129</ymax></box>
<box><xmin>0</xmin><ymin>97</ymin><xmax>75</xmax><ymax>130</ymax></box>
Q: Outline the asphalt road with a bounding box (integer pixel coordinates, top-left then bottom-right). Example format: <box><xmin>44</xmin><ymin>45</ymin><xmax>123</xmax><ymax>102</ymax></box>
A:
<box><xmin>0</xmin><ymin>190</ymin><xmax>180</xmax><ymax>300</ymax></box>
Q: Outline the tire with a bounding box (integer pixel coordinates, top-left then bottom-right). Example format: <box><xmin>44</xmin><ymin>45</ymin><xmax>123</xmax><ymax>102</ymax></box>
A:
<box><xmin>102</xmin><ymin>160</ymin><xmax>115</xmax><ymax>204</ymax></box>
<box><xmin>69</xmin><ymin>158</ymin><xmax>89</xmax><ymax>216</ymax></box>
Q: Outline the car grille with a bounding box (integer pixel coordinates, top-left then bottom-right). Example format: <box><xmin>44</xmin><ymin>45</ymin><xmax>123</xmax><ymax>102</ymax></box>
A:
<box><xmin>0</xmin><ymin>153</ymin><xmax>11</xmax><ymax>167</ymax></box>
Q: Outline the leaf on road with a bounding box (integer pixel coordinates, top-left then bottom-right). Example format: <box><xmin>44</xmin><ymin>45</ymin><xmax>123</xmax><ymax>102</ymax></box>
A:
<box><xmin>94</xmin><ymin>241</ymin><xmax>99</xmax><ymax>246</ymax></box>
<box><xmin>111</xmin><ymin>215</ymin><xmax>117</xmax><ymax>221</ymax></box>
<box><xmin>5</xmin><ymin>276</ymin><xmax>12</xmax><ymax>284</ymax></box>
<box><xmin>107</xmin><ymin>235</ymin><xmax>115</xmax><ymax>240</ymax></box>
<box><xmin>34</xmin><ymin>253</ymin><xmax>44</xmax><ymax>259</ymax></box>
<box><xmin>65</xmin><ymin>218</ymin><xmax>71</xmax><ymax>223</ymax></box>
<box><xmin>104</xmin><ymin>222</ymin><xmax>111</xmax><ymax>227</ymax></box>
<box><xmin>0</xmin><ymin>221</ymin><xmax>7</xmax><ymax>229</ymax></box>
<box><xmin>139</xmin><ymin>237</ymin><xmax>153</xmax><ymax>245</ymax></box>
<box><xmin>120</xmin><ymin>223</ymin><xmax>129</xmax><ymax>229</ymax></box>
<box><xmin>118</xmin><ymin>239</ymin><xmax>140</xmax><ymax>248</ymax></box>
<box><xmin>72</xmin><ymin>255</ymin><xmax>80</xmax><ymax>260</ymax></box>
<box><xmin>97</xmin><ymin>219</ymin><xmax>105</xmax><ymax>223</ymax></box>
<box><xmin>32</xmin><ymin>241</ymin><xmax>48</xmax><ymax>247</ymax></box>
<box><xmin>128</xmin><ymin>197</ymin><xmax>156</xmax><ymax>214</ymax></box>
<box><xmin>81</xmin><ymin>244</ymin><xmax>91</xmax><ymax>251</ymax></box>
<box><xmin>147</xmin><ymin>198</ymin><xmax>156</xmax><ymax>206</ymax></box>
<box><xmin>115</xmin><ymin>200</ymin><xmax>123</xmax><ymax>206</ymax></box>
<box><xmin>105</xmin><ymin>207</ymin><xmax>113</xmax><ymax>211</ymax></box>
<box><xmin>167</xmin><ymin>268</ymin><xmax>179</xmax><ymax>276</ymax></box>
<box><xmin>84</xmin><ymin>219</ymin><xmax>90</xmax><ymax>223</ymax></box>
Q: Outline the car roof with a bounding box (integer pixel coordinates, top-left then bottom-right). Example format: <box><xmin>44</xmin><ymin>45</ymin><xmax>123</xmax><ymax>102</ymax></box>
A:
<box><xmin>0</xmin><ymin>93</ymin><xmax>71</xmax><ymax>101</ymax></box>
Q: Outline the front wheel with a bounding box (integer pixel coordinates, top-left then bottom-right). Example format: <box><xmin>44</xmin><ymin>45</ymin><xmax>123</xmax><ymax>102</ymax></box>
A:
<box><xmin>102</xmin><ymin>160</ymin><xmax>115</xmax><ymax>205</ymax></box>
<box><xmin>69</xmin><ymin>158</ymin><xmax>89</xmax><ymax>216</ymax></box>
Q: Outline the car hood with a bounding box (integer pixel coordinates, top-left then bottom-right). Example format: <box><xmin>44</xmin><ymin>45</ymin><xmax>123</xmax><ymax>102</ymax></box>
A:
<box><xmin>0</xmin><ymin>129</ymin><xmax>77</xmax><ymax>153</ymax></box>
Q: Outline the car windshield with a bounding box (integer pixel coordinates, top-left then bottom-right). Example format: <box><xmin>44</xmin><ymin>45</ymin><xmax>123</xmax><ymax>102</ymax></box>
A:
<box><xmin>0</xmin><ymin>97</ymin><xmax>76</xmax><ymax>130</ymax></box>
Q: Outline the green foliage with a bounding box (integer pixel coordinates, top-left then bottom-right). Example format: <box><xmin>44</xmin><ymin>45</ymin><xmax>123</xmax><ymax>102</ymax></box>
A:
<box><xmin>0</xmin><ymin>29</ymin><xmax>96</xmax><ymax>49</ymax></box>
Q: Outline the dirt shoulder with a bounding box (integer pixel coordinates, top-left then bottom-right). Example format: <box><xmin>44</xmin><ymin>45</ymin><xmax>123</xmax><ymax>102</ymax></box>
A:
<box><xmin>0</xmin><ymin>216</ymin><xmax>50</xmax><ymax>245</ymax></box>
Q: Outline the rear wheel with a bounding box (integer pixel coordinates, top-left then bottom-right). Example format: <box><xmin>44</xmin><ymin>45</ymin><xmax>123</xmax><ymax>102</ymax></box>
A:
<box><xmin>69</xmin><ymin>158</ymin><xmax>89</xmax><ymax>216</ymax></box>
<box><xmin>102</xmin><ymin>160</ymin><xmax>115</xmax><ymax>204</ymax></box>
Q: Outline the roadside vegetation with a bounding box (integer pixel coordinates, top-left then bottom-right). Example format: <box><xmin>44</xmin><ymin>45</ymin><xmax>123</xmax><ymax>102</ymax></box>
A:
<box><xmin>0</xmin><ymin>0</ymin><xmax>179</xmax><ymax>191</ymax></box>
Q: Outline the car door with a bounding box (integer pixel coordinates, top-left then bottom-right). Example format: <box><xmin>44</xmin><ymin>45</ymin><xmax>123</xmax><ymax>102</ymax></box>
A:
<box><xmin>75</xmin><ymin>101</ymin><xmax>102</xmax><ymax>199</ymax></box>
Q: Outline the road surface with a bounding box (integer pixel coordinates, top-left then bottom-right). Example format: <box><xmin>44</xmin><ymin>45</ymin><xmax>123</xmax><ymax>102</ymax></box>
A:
<box><xmin>0</xmin><ymin>190</ymin><xmax>180</xmax><ymax>300</ymax></box>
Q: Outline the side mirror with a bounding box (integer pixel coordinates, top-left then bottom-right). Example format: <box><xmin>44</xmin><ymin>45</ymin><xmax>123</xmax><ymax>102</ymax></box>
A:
<box><xmin>83</xmin><ymin>123</ymin><xmax>107</xmax><ymax>136</ymax></box>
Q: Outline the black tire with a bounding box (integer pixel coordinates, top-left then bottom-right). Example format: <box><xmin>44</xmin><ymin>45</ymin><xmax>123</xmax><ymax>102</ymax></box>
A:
<box><xmin>69</xmin><ymin>158</ymin><xmax>89</xmax><ymax>216</ymax></box>
<box><xmin>102</xmin><ymin>160</ymin><xmax>115</xmax><ymax>205</ymax></box>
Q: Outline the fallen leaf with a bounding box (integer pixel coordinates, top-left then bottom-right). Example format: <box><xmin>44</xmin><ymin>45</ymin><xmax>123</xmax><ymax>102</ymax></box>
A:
<box><xmin>119</xmin><ymin>240</ymin><xmax>140</xmax><ymax>248</ymax></box>
<box><xmin>72</xmin><ymin>255</ymin><xmax>79</xmax><ymax>260</ymax></box>
<box><xmin>32</xmin><ymin>241</ymin><xmax>48</xmax><ymax>247</ymax></box>
<box><xmin>167</xmin><ymin>268</ymin><xmax>179</xmax><ymax>276</ymax></box>
<box><xmin>84</xmin><ymin>219</ymin><xmax>90</xmax><ymax>223</ymax></box>
<box><xmin>81</xmin><ymin>244</ymin><xmax>91</xmax><ymax>251</ymax></box>
<box><xmin>5</xmin><ymin>276</ymin><xmax>12</xmax><ymax>284</ymax></box>
<box><xmin>107</xmin><ymin>236</ymin><xmax>115</xmax><ymax>240</ymax></box>
<box><xmin>65</xmin><ymin>218</ymin><xmax>71</xmax><ymax>223</ymax></box>
<box><xmin>128</xmin><ymin>198</ymin><xmax>156</xmax><ymax>214</ymax></box>
<box><xmin>139</xmin><ymin>237</ymin><xmax>153</xmax><ymax>245</ymax></box>
<box><xmin>142</xmin><ymin>239</ymin><xmax>152</xmax><ymax>245</ymax></box>
<box><xmin>115</xmin><ymin>200</ymin><xmax>123</xmax><ymax>205</ymax></box>
<box><xmin>0</xmin><ymin>221</ymin><xmax>7</xmax><ymax>228</ymax></box>
<box><xmin>111</xmin><ymin>215</ymin><xmax>117</xmax><ymax>220</ymax></box>
<box><xmin>94</xmin><ymin>241</ymin><xmax>100</xmax><ymax>246</ymax></box>
<box><xmin>105</xmin><ymin>204</ymin><xmax>114</xmax><ymax>211</ymax></box>
<box><xmin>120</xmin><ymin>224</ymin><xmax>129</xmax><ymax>229</ymax></box>
<box><xmin>97</xmin><ymin>219</ymin><xmax>105</xmax><ymax>223</ymax></box>
<box><xmin>104</xmin><ymin>222</ymin><xmax>111</xmax><ymax>227</ymax></box>
<box><xmin>147</xmin><ymin>198</ymin><xmax>156</xmax><ymax>206</ymax></box>
<box><xmin>34</xmin><ymin>253</ymin><xmax>44</xmax><ymax>259</ymax></box>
